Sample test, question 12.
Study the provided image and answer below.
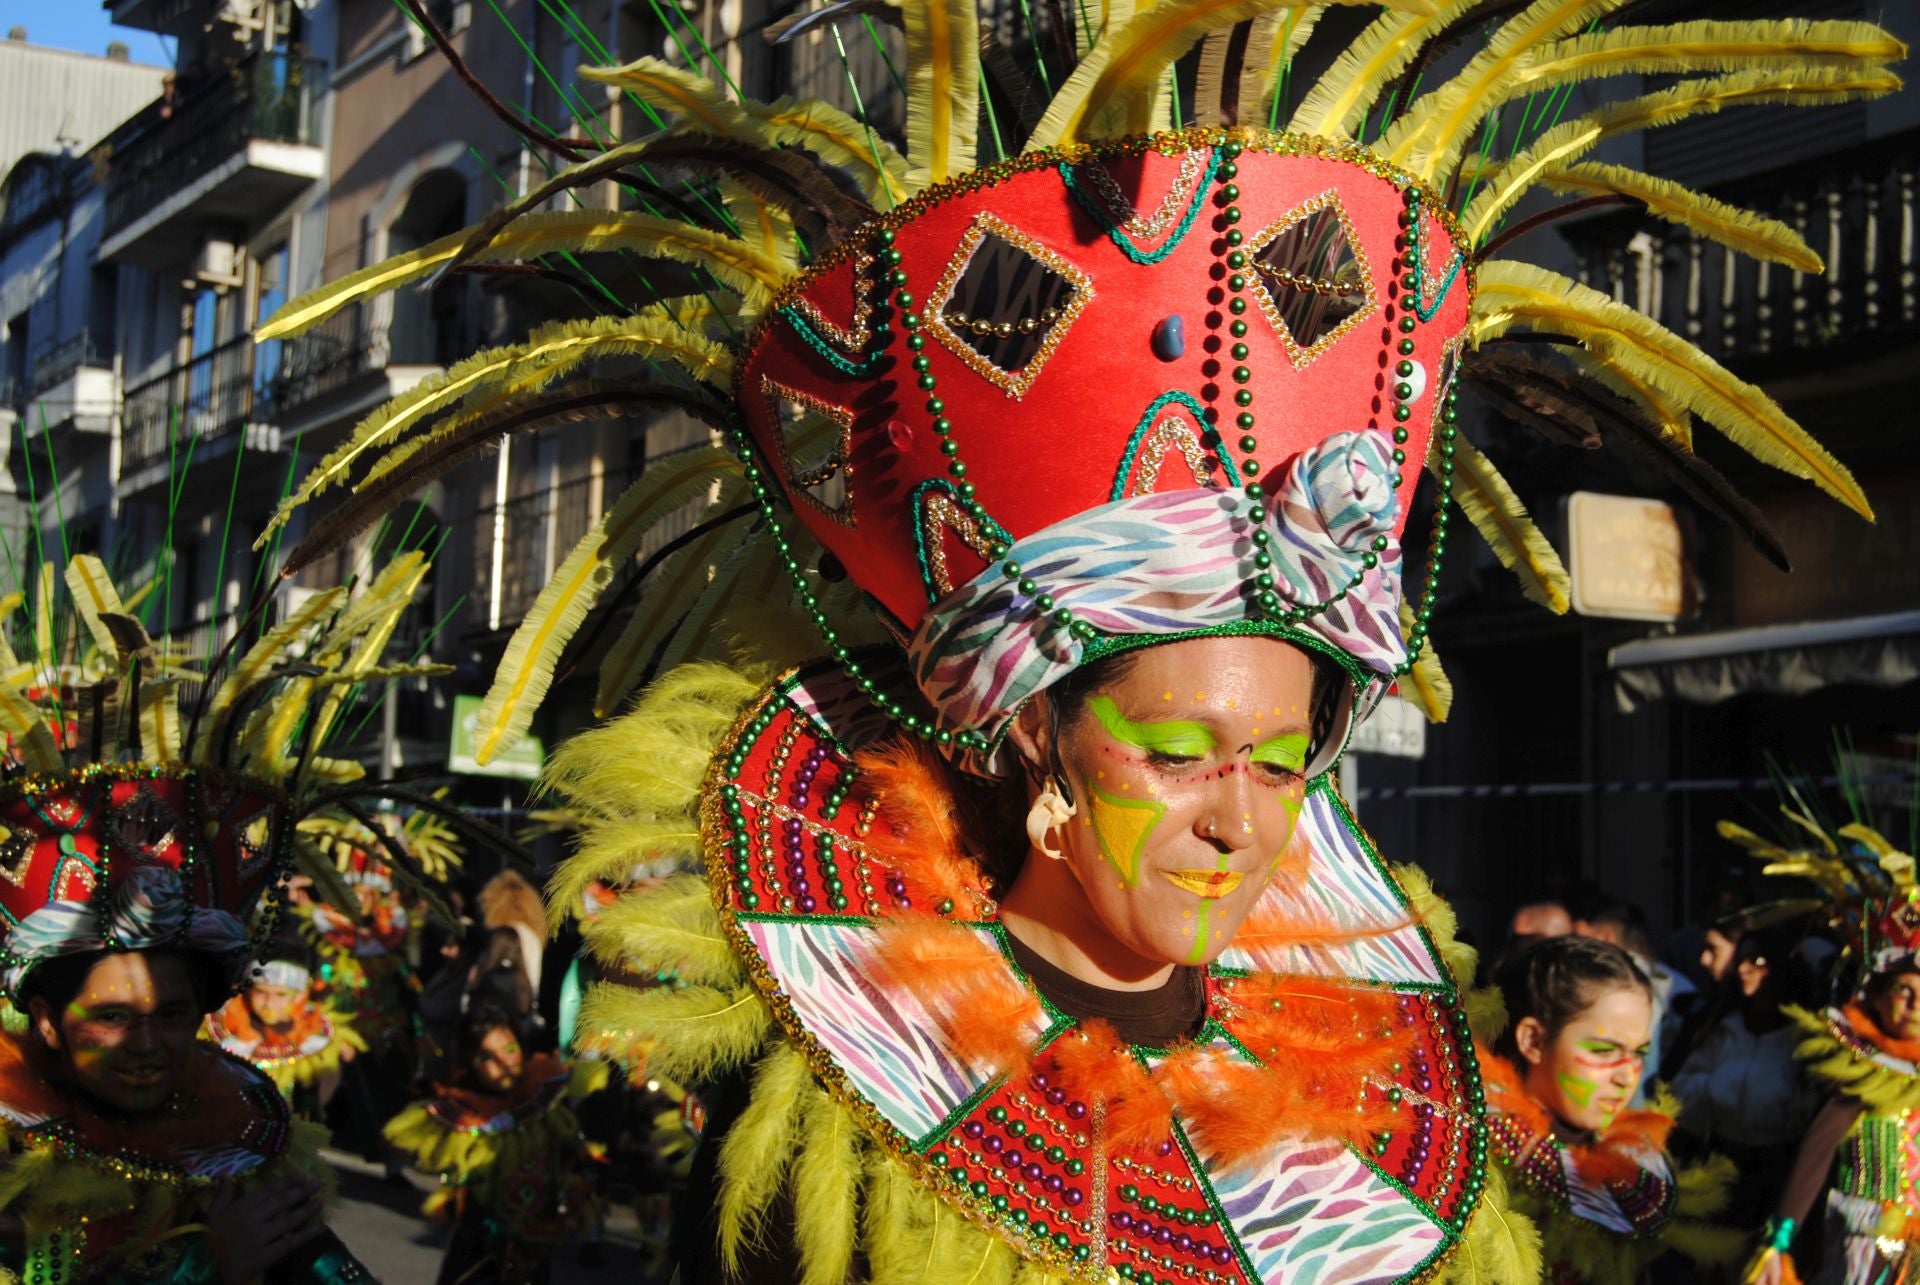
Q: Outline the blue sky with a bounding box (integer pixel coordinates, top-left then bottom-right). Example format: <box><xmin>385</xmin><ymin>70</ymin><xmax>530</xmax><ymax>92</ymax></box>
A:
<box><xmin>0</xmin><ymin>2</ymin><xmax>173</xmax><ymax>66</ymax></box>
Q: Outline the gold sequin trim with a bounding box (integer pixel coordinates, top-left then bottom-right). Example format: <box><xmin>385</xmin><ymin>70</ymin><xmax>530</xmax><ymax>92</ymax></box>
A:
<box><xmin>788</xmin><ymin>245</ymin><xmax>878</xmax><ymax>353</ymax></box>
<box><xmin>1130</xmin><ymin>415</ymin><xmax>1218</xmax><ymax>497</ymax></box>
<box><xmin>761</xmin><ymin>377</ymin><xmax>859</xmax><ymax>528</ymax></box>
<box><xmin>1241</xmin><ymin>189</ymin><xmax>1379</xmax><ymax>370</ymax></box>
<box><xmin>1081</xmin><ymin>148</ymin><xmax>1210</xmax><ymax>242</ymax></box>
<box><xmin>919</xmin><ymin>489</ymin><xmax>1001</xmax><ymax>599</ymax></box>
<box><xmin>926</xmin><ymin>211</ymin><xmax>1095</xmax><ymax>400</ymax></box>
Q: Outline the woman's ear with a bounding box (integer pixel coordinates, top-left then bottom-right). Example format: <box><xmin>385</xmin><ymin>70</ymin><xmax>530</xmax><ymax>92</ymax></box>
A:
<box><xmin>27</xmin><ymin>996</ymin><xmax>61</xmax><ymax>1053</ymax></box>
<box><xmin>1513</xmin><ymin>1015</ymin><xmax>1549</xmax><ymax>1066</ymax></box>
<box><xmin>1004</xmin><ymin>697</ymin><xmax>1053</xmax><ymax>781</ymax></box>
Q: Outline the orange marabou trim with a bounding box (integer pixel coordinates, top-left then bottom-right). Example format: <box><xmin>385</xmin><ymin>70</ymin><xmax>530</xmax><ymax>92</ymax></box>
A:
<box><xmin>851</xmin><ymin>738</ymin><xmax>996</xmax><ymax>915</ymax></box>
<box><xmin>1841</xmin><ymin>1001</ymin><xmax>1920</xmax><ymax>1064</ymax></box>
<box><xmin>1480</xmin><ymin>1044</ymin><xmax>1673</xmax><ymax>1186</ymax></box>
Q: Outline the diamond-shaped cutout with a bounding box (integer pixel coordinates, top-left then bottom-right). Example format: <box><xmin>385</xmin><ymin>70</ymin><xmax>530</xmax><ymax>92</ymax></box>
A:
<box><xmin>0</xmin><ymin>824</ymin><xmax>33</xmax><ymax>890</ymax></box>
<box><xmin>109</xmin><ymin>787</ymin><xmax>182</xmax><ymax>865</ymax></box>
<box><xmin>763</xmin><ymin>379</ymin><xmax>857</xmax><ymax>527</ymax></box>
<box><xmin>930</xmin><ymin>212</ymin><xmax>1092</xmax><ymax>398</ymax></box>
<box><xmin>1246</xmin><ymin>192</ymin><xmax>1376</xmax><ymax>367</ymax></box>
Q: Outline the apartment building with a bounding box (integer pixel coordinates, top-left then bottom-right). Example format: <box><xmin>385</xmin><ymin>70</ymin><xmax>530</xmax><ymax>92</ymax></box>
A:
<box><xmin>1</xmin><ymin>0</ymin><xmax>909</xmax><ymax>788</ymax></box>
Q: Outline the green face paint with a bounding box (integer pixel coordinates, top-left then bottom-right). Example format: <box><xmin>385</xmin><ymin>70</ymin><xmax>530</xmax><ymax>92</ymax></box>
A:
<box><xmin>1088</xmin><ymin>783</ymin><xmax>1165</xmax><ymax>888</ymax></box>
<box><xmin>1555</xmin><ymin>1070</ymin><xmax>1598</xmax><ymax>1109</ymax></box>
<box><xmin>1088</xmin><ymin>697</ymin><xmax>1216</xmax><ymax>758</ymax></box>
<box><xmin>1250</xmin><ymin>731</ymin><xmax>1311</xmax><ymax>774</ymax></box>
<box><xmin>1185</xmin><ymin>849</ymin><xmax>1230</xmax><ymax>964</ymax></box>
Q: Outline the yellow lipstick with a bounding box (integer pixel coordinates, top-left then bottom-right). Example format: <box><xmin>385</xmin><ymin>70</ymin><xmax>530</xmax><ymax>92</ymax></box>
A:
<box><xmin>1160</xmin><ymin>869</ymin><xmax>1243</xmax><ymax>899</ymax></box>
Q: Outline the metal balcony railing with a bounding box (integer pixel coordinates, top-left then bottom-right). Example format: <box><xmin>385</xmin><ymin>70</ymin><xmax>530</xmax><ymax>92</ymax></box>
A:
<box><xmin>258</xmin><ymin>303</ymin><xmax>461</xmax><ymax>418</ymax></box>
<box><xmin>468</xmin><ymin>467</ymin><xmax>652</xmax><ymax>632</ymax></box>
<box><xmin>1562</xmin><ymin>138</ymin><xmax>1920</xmax><ymax>366</ymax></box>
<box><xmin>120</xmin><ymin>334</ymin><xmax>260</xmax><ymax>477</ymax></box>
<box><xmin>29</xmin><ymin>330</ymin><xmax>111</xmax><ymax>397</ymax></box>
<box><xmin>104</xmin><ymin>52</ymin><xmax>325</xmax><ymax>237</ymax></box>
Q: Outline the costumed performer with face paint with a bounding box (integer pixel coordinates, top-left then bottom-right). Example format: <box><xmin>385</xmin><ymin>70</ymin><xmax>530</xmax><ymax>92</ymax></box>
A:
<box><xmin>204</xmin><ymin>934</ymin><xmax>364</xmax><ymax>1114</ymax></box>
<box><xmin>382</xmin><ymin>1003</ymin><xmax>607</xmax><ymax>1285</ymax></box>
<box><xmin>0</xmin><ymin>549</ymin><xmax>452</xmax><ymax>1282</ymax></box>
<box><xmin>245</xmin><ymin>0</ymin><xmax>1901</xmax><ymax>1278</ymax></box>
<box><xmin>1741</xmin><ymin>823</ymin><xmax>1920</xmax><ymax>1285</ymax></box>
<box><xmin>1486</xmin><ymin>935</ymin><xmax>1740</xmax><ymax>1285</ymax></box>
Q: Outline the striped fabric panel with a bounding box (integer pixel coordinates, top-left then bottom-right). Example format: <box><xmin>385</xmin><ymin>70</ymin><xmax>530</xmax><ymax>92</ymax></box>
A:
<box><xmin>1557</xmin><ymin>1142</ymin><xmax>1671</xmax><ymax>1235</ymax></box>
<box><xmin>1205</xmin><ymin>1122</ymin><xmax>1447</xmax><ymax>1282</ymax></box>
<box><xmin>1217</xmin><ymin>786</ymin><xmax>1445</xmax><ymax>987</ymax></box>
<box><xmin>907</xmin><ymin>431</ymin><xmax>1407</xmax><ymax>766</ymax></box>
<box><xmin>745</xmin><ymin>918</ymin><xmax>1018</xmax><ymax>1140</ymax></box>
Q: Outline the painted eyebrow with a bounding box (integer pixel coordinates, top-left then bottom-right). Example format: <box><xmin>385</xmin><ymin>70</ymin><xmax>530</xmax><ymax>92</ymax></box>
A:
<box><xmin>1088</xmin><ymin>697</ymin><xmax>1216</xmax><ymax>757</ymax></box>
<box><xmin>1249</xmin><ymin>731</ymin><xmax>1310</xmax><ymax>771</ymax></box>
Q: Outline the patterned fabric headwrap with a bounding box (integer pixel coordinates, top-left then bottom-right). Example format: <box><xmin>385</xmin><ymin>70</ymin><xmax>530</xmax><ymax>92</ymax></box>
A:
<box><xmin>909</xmin><ymin>429</ymin><xmax>1404</xmax><ymax>774</ymax></box>
<box><xmin>3</xmin><ymin>866</ymin><xmax>253</xmax><ymax>999</ymax></box>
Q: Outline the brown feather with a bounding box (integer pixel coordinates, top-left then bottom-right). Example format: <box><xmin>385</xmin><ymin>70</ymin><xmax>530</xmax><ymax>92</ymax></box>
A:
<box><xmin>979</xmin><ymin>24</ymin><xmax>1049</xmax><ymax>137</ymax></box>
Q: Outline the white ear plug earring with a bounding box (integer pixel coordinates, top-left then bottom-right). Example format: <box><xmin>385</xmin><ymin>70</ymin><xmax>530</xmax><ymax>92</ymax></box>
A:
<box><xmin>1026</xmin><ymin>778</ymin><xmax>1077</xmax><ymax>859</ymax></box>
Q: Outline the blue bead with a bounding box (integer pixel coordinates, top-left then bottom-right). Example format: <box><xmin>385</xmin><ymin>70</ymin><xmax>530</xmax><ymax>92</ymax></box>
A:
<box><xmin>1151</xmin><ymin>314</ymin><xmax>1185</xmax><ymax>361</ymax></box>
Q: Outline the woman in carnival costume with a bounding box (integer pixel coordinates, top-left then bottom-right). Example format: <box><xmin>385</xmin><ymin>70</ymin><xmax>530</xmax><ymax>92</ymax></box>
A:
<box><xmin>204</xmin><ymin>934</ymin><xmax>365</xmax><ymax>1114</ymax></box>
<box><xmin>1485</xmin><ymin>935</ymin><xmax>1740</xmax><ymax>1285</ymax></box>
<box><xmin>1738</xmin><ymin>819</ymin><xmax>1920</xmax><ymax>1285</ymax></box>
<box><xmin>254</xmin><ymin>1</ymin><xmax>1902</xmax><ymax>1279</ymax></box>
<box><xmin>383</xmin><ymin>1003</ymin><xmax>607</xmax><ymax>1285</ymax></box>
<box><xmin>0</xmin><ymin>550</ymin><xmax>448</xmax><ymax>1282</ymax></box>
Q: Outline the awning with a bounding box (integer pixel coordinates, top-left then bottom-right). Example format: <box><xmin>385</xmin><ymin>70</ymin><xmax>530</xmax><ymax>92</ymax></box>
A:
<box><xmin>1609</xmin><ymin>609</ymin><xmax>1920</xmax><ymax>711</ymax></box>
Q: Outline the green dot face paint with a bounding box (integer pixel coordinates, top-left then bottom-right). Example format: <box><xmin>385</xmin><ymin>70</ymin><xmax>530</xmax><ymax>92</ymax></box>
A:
<box><xmin>1088</xmin><ymin>697</ymin><xmax>1217</xmax><ymax>759</ymax></box>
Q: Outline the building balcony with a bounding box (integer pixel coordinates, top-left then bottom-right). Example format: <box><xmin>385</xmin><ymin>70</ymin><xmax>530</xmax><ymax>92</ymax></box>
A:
<box><xmin>119</xmin><ymin>334</ymin><xmax>276</xmax><ymax>491</ymax></box>
<box><xmin>23</xmin><ymin>330</ymin><xmax>115</xmax><ymax>438</ymax></box>
<box><xmin>257</xmin><ymin>303</ymin><xmax>457</xmax><ymax>439</ymax></box>
<box><xmin>97</xmin><ymin>52</ymin><xmax>325</xmax><ymax>269</ymax></box>
<box><xmin>1559</xmin><ymin>131</ymin><xmax>1920</xmax><ymax>378</ymax></box>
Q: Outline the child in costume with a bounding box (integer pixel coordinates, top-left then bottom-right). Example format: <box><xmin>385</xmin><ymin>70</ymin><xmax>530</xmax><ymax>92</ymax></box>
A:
<box><xmin>383</xmin><ymin>1003</ymin><xmax>606</xmax><ymax>1285</ymax></box>
<box><xmin>1486</xmin><ymin>936</ymin><xmax>1739</xmax><ymax>1285</ymax></box>
<box><xmin>204</xmin><ymin>935</ymin><xmax>364</xmax><ymax>1114</ymax></box>
<box><xmin>254</xmin><ymin>1</ymin><xmax>1902</xmax><ymax>1278</ymax></box>
<box><xmin>0</xmin><ymin>549</ymin><xmax>446</xmax><ymax>1282</ymax></box>
<box><xmin>1742</xmin><ymin>824</ymin><xmax>1920</xmax><ymax>1285</ymax></box>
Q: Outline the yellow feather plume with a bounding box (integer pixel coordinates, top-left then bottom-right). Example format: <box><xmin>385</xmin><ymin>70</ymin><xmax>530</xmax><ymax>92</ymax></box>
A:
<box><xmin>1715</xmin><ymin>819</ymin><xmax>1792</xmax><ymax>862</ymax></box>
<box><xmin>1288</xmin><ymin>0</ymin><xmax>1477</xmax><ymax>138</ymax></box>
<box><xmin>0</xmin><ymin>686</ymin><xmax>61</xmax><ymax>772</ymax></box>
<box><xmin>259</xmin><ymin>209</ymin><xmax>785</xmax><ymax>342</ymax></box>
<box><xmin>582</xmin><ymin>60</ymin><xmax>910</xmax><ymax>207</ymax></box>
<box><xmin>472</xmin><ymin>447</ymin><xmax>742</xmax><ymax>765</ymax></box>
<box><xmin>62</xmin><ymin>555</ymin><xmax>126</xmax><ymax>664</ymax></box>
<box><xmin>594</xmin><ymin>513</ymin><xmax>745</xmax><ymax>718</ymax></box>
<box><xmin>1383</xmin><ymin>0</ymin><xmax>1632</xmax><ymax>175</ymax></box>
<box><xmin>1398</xmin><ymin>19</ymin><xmax>1902</xmax><ymax>173</ymax></box>
<box><xmin>1434</xmin><ymin>1160</ymin><xmax>1544</xmax><ymax>1285</ymax></box>
<box><xmin>650</xmin><ymin>538</ymin><xmax>787</xmax><ymax>678</ymax></box>
<box><xmin>896</xmin><ymin>0</ymin><xmax>980</xmax><ymax>191</ymax></box>
<box><xmin>193</xmin><ymin>586</ymin><xmax>346</xmax><ymax>760</ymax></box>
<box><xmin>1473</xmin><ymin>261</ymin><xmax>1874</xmax><ymax>518</ymax></box>
<box><xmin>136</xmin><ymin>678</ymin><xmax>181</xmax><ymax>762</ymax></box>
<box><xmin>1568</xmin><ymin>346</ymin><xmax>1693</xmax><ymax>448</ymax></box>
<box><xmin>1444</xmin><ymin>429</ymin><xmax>1572</xmax><ymax>613</ymax></box>
<box><xmin>1541</xmin><ymin>162</ymin><xmax>1821</xmax><ymax>271</ymax></box>
<box><xmin>793</xmin><ymin>1090</ymin><xmax>864</xmax><ymax>1285</ymax></box>
<box><xmin>717</xmin><ymin>1043</ymin><xmax>817</xmax><ymax>1272</ymax></box>
<box><xmin>257</xmin><ymin>315</ymin><xmax>733</xmax><ymax>545</ymax></box>
<box><xmin>1397</xmin><ymin>599</ymin><xmax>1454</xmax><ymax>723</ymax></box>
<box><xmin>578</xmin><ymin>873</ymin><xmax>742</xmax><ymax>985</ymax></box>
<box><xmin>576</xmin><ymin>980</ymin><xmax>771</xmax><ymax>1086</ymax></box>
<box><xmin>1461</xmin><ymin>67</ymin><xmax>1903</xmax><ymax>243</ymax></box>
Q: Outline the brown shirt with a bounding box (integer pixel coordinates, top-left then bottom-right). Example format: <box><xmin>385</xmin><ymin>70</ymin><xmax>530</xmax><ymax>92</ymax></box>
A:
<box><xmin>1005</xmin><ymin>932</ymin><xmax>1208</xmax><ymax>1047</ymax></box>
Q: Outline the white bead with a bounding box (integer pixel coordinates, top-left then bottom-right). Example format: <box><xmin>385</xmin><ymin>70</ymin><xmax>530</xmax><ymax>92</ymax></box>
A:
<box><xmin>1401</xmin><ymin>359</ymin><xmax>1428</xmax><ymax>404</ymax></box>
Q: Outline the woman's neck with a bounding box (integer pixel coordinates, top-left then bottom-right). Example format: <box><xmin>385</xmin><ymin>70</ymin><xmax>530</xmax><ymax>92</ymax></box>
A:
<box><xmin>998</xmin><ymin>852</ymin><xmax>1176</xmax><ymax>992</ymax></box>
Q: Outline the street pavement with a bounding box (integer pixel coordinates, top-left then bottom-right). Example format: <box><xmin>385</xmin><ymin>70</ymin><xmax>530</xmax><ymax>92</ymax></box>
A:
<box><xmin>324</xmin><ymin>1149</ymin><xmax>667</xmax><ymax>1282</ymax></box>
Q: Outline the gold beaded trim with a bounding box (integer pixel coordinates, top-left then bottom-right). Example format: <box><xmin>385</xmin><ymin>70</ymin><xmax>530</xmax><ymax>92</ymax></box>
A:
<box><xmin>761</xmin><ymin>377</ymin><xmax>859</xmax><ymax>528</ymax></box>
<box><xmin>920</xmin><ymin>489</ymin><xmax>1004</xmax><ymax>599</ymax></box>
<box><xmin>786</xmin><ymin>245</ymin><xmax>879</xmax><ymax>353</ymax></box>
<box><xmin>1241</xmin><ymin>189</ymin><xmax>1378</xmax><ymax>371</ymax></box>
<box><xmin>924</xmin><ymin>210</ymin><xmax>1096</xmax><ymax>400</ymax></box>
<box><xmin>1129</xmin><ymin>414</ymin><xmax>1218</xmax><ymax>497</ymax></box>
<box><xmin>1078</xmin><ymin>147</ymin><xmax>1211</xmax><ymax>242</ymax></box>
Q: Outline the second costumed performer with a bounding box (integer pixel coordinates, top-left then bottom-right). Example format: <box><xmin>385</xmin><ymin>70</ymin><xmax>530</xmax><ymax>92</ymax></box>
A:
<box><xmin>252</xmin><ymin>2</ymin><xmax>1902</xmax><ymax>1279</ymax></box>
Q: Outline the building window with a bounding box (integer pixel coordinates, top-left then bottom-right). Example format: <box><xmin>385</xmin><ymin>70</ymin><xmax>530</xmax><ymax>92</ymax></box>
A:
<box><xmin>254</xmin><ymin>243</ymin><xmax>289</xmax><ymax>391</ymax></box>
<box><xmin>405</xmin><ymin>1</ymin><xmax>470</xmax><ymax>61</ymax></box>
